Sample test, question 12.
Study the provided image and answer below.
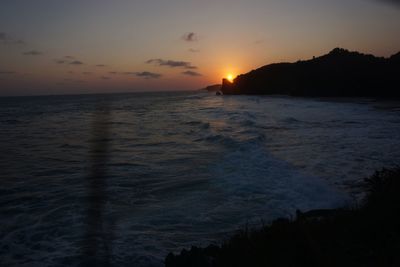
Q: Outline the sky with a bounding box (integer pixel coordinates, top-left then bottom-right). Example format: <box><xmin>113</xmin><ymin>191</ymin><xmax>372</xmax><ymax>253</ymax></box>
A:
<box><xmin>0</xmin><ymin>0</ymin><xmax>399</xmax><ymax>96</ymax></box>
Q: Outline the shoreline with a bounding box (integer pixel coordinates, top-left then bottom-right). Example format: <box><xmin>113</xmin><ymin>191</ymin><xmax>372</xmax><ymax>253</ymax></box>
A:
<box><xmin>165</xmin><ymin>168</ymin><xmax>400</xmax><ymax>267</ymax></box>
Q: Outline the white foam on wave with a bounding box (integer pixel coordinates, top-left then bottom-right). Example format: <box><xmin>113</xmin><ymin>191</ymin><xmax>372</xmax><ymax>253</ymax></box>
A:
<box><xmin>209</xmin><ymin>141</ymin><xmax>349</xmax><ymax>223</ymax></box>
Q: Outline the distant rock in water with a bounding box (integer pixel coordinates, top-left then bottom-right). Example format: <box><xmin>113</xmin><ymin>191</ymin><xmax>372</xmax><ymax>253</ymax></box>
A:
<box><xmin>221</xmin><ymin>48</ymin><xmax>400</xmax><ymax>96</ymax></box>
<box><xmin>199</xmin><ymin>84</ymin><xmax>221</xmax><ymax>92</ymax></box>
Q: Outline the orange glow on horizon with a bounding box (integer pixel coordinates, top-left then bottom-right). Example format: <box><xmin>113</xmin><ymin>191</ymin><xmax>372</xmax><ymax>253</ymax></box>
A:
<box><xmin>226</xmin><ymin>74</ymin><xmax>234</xmax><ymax>82</ymax></box>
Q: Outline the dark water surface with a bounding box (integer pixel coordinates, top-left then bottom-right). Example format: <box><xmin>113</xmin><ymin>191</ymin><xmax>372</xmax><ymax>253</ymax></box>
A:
<box><xmin>1</xmin><ymin>92</ymin><xmax>400</xmax><ymax>266</ymax></box>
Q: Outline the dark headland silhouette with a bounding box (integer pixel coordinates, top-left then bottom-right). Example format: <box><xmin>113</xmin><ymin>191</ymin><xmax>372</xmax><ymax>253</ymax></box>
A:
<box><xmin>221</xmin><ymin>48</ymin><xmax>400</xmax><ymax>96</ymax></box>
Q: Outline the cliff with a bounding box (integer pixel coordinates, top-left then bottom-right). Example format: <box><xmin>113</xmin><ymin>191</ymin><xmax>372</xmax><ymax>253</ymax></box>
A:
<box><xmin>221</xmin><ymin>48</ymin><xmax>400</xmax><ymax>96</ymax></box>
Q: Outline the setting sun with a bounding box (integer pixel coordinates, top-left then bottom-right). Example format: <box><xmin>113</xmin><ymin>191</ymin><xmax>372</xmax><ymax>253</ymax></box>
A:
<box><xmin>226</xmin><ymin>74</ymin><xmax>234</xmax><ymax>82</ymax></box>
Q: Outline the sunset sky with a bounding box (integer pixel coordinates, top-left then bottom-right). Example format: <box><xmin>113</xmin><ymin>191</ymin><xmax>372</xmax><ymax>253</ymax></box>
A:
<box><xmin>1</xmin><ymin>0</ymin><xmax>399</xmax><ymax>96</ymax></box>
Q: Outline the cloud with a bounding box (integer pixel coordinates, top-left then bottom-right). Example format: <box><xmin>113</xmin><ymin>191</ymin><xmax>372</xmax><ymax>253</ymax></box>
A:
<box><xmin>0</xmin><ymin>32</ymin><xmax>25</xmax><ymax>45</ymax></box>
<box><xmin>134</xmin><ymin>71</ymin><xmax>162</xmax><ymax>79</ymax></box>
<box><xmin>65</xmin><ymin>56</ymin><xmax>74</xmax><ymax>59</ymax></box>
<box><xmin>188</xmin><ymin>48</ymin><xmax>200</xmax><ymax>53</ymax></box>
<box><xmin>96</xmin><ymin>64</ymin><xmax>106</xmax><ymax>67</ymax></box>
<box><xmin>55</xmin><ymin>58</ymin><xmax>83</xmax><ymax>65</ymax></box>
<box><xmin>0</xmin><ymin>71</ymin><xmax>16</xmax><ymax>74</ymax></box>
<box><xmin>82</xmin><ymin>72</ymin><xmax>92</xmax><ymax>75</ymax></box>
<box><xmin>22</xmin><ymin>50</ymin><xmax>43</xmax><ymax>56</ymax></box>
<box><xmin>182</xmin><ymin>70</ymin><xmax>202</xmax><ymax>77</ymax></box>
<box><xmin>70</xmin><ymin>60</ymin><xmax>84</xmax><ymax>65</ymax></box>
<box><xmin>101</xmin><ymin>76</ymin><xmax>111</xmax><ymax>80</ymax></box>
<box><xmin>182</xmin><ymin>32</ymin><xmax>198</xmax><ymax>42</ymax></box>
<box><xmin>146</xmin><ymin>59</ymin><xmax>197</xmax><ymax>69</ymax></box>
<box><xmin>109</xmin><ymin>71</ymin><xmax>118</xmax><ymax>75</ymax></box>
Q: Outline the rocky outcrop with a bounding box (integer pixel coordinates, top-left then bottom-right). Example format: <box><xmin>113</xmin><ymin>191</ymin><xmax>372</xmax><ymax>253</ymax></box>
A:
<box><xmin>199</xmin><ymin>84</ymin><xmax>221</xmax><ymax>92</ymax></box>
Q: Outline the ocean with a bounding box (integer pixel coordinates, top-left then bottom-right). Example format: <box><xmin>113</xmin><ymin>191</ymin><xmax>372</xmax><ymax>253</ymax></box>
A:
<box><xmin>1</xmin><ymin>91</ymin><xmax>400</xmax><ymax>266</ymax></box>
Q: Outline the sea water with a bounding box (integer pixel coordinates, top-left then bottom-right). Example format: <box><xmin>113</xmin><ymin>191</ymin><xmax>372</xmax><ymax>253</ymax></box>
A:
<box><xmin>1</xmin><ymin>92</ymin><xmax>400</xmax><ymax>266</ymax></box>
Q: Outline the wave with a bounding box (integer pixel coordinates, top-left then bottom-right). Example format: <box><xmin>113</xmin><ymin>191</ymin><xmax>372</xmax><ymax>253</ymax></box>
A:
<box><xmin>2</xmin><ymin>92</ymin><xmax>400</xmax><ymax>266</ymax></box>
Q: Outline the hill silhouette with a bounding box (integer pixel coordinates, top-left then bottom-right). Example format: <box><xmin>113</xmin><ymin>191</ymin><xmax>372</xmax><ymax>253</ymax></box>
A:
<box><xmin>221</xmin><ymin>48</ymin><xmax>400</xmax><ymax>96</ymax></box>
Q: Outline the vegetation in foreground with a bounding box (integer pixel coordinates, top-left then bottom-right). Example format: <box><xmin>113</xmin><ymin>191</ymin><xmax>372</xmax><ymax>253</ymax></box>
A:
<box><xmin>165</xmin><ymin>168</ymin><xmax>400</xmax><ymax>267</ymax></box>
